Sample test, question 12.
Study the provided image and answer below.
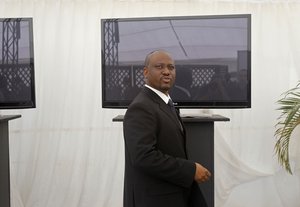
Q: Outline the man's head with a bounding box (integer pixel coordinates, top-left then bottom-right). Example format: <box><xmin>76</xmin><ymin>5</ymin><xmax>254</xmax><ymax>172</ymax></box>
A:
<box><xmin>143</xmin><ymin>50</ymin><xmax>176</xmax><ymax>95</ymax></box>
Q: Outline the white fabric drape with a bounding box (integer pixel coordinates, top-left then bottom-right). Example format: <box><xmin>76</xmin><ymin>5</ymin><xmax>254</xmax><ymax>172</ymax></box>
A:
<box><xmin>0</xmin><ymin>0</ymin><xmax>299</xmax><ymax>206</ymax></box>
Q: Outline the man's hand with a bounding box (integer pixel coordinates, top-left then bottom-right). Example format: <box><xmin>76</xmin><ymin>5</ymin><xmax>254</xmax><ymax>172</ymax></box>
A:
<box><xmin>194</xmin><ymin>163</ymin><xmax>211</xmax><ymax>183</ymax></box>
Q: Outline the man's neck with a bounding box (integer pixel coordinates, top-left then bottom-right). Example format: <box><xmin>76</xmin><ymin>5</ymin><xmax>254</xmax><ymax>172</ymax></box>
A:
<box><xmin>145</xmin><ymin>84</ymin><xmax>170</xmax><ymax>104</ymax></box>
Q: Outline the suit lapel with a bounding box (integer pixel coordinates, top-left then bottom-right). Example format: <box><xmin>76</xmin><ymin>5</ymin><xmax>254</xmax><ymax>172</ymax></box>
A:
<box><xmin>143</xmin><ymin>87</ymin><xmax>185</xmax><ymax>134</ymax></box>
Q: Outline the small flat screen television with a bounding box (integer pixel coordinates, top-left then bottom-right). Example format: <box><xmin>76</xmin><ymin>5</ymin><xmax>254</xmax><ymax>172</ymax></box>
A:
<box><xmin>0</xmin><ymin>18</ymin><xmax>36</xmax><ymax>109</ymax></box>
<box><xmin>101</xmin><ymin>14</ymin><xmax>251</xmax><ymax>109</ymax></box>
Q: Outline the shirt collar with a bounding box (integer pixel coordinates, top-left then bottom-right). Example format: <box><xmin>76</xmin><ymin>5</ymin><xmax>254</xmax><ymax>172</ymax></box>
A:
<box><xmin>145</xmin><ymin>84</ymin><xmax>170</xmax><ymax>104</ymax></box>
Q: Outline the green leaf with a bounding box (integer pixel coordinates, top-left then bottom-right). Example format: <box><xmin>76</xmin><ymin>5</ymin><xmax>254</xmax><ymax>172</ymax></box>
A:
<box><xmin>274</xmin><ymin>81</ymin><xmax>300</xmax><ymax>174</ymax></box>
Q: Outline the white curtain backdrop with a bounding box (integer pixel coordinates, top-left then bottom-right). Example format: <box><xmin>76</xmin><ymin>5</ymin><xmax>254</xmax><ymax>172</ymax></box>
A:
<box><xmin>0</xmin><ymin>0</ymin><xmax>300</xmax><ymax>206</ymax></box>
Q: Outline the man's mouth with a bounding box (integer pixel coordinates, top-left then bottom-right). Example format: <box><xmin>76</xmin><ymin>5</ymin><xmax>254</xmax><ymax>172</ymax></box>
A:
<box><xmin>162</xmin><ymin>77</ymin><xmax>172</xmax><ymax>83</ymax></box>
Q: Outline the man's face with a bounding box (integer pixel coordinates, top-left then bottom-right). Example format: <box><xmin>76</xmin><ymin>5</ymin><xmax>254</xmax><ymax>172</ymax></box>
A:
<box><xmin>144</xmin><ymin>51</ymin><xmax>176</xmax><ymax>95</ymax></box>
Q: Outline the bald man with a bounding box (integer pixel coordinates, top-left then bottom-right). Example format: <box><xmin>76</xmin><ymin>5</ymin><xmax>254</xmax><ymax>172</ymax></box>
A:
<box><xmin>123</xmin><ymin>50</ymin><xmax>211</xmax><ymax>207</ymax></box>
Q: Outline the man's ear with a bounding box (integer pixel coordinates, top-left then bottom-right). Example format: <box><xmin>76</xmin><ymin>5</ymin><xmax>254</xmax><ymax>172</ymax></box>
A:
<box><xmin>143</xmin><ymin>66</ymin><xmax>148</xmax><ymax>79</ymax></box>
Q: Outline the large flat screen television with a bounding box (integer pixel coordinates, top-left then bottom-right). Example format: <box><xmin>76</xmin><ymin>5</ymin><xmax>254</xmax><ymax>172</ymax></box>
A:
<box><xmin>101</xmin><ymin>14</ymin><xmax>251</xmax><ymax>109</ymax></box>
<box><xmin>0</xmin><ymin>18</ymin><xmax>36</xmax><ymax>109</ymax></box>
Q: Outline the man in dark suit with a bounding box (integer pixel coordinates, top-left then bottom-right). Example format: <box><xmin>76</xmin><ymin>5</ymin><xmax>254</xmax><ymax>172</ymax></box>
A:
<box><xmin>123</xmin><ymin>50</ymin><xmax>211</xmax><ymax>207</ymax></box>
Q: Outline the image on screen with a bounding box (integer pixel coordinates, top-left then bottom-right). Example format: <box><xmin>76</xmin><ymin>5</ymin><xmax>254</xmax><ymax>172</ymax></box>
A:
<box><xmin>101</xmin><ymin>14</ymin><xmax>251</xmax><ymax>108</ymax></box>
<box><xmin>0</xmin><ymin>18</ymin><xmax>36</xmax><ymax>109</ymax></box>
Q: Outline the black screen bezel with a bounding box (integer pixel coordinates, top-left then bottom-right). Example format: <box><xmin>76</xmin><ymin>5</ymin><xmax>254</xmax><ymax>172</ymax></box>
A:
<box><xmin>101</xmin><ymin>14</ymin><xmax>251</xmax><ymax>109</ymax></box>
<box><xmin>0</xmin><ymin>17</ymin><xmax>36</xmax><ymax>110</ymax></box>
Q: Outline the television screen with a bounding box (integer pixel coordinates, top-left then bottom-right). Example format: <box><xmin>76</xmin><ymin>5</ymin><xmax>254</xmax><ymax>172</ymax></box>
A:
<box><xmin>101</xmin><ymin>14</ymin><xmax>251</xmax><ymax>108</ymax></box>
<box><xmin>0</xmin><ymin>18</ymin><xmax>36</xmax><ymax>109</ymax></box>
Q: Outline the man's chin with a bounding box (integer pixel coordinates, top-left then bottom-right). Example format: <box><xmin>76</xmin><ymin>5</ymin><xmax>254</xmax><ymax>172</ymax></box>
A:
<box><xmin>160</xmin><ymin>85</ymin><xmax>173</xmax><ymax>94</ymax></box>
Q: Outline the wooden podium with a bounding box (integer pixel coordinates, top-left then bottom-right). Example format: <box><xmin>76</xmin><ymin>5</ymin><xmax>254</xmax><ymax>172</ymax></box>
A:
<box><xmin>113</xmin><ymin>114</ymin><xmax>229</xmax><ymax>207</ymax></box>
<box><xmin>182</xmin><ymin>114</ymin><xmax>229</xmax><ymax>207</ymax></box>
<box><xmin>0</xmin><ymin>115</ymin><xmax>21</xmax><ymax>207</ymax></box>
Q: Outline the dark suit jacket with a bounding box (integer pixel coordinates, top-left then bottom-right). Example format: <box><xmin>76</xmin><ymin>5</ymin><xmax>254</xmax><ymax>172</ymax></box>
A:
<box><xmin>123</xmin><ymin>87</ymin><xmax>207</xmax><ymax>207</ymax></box>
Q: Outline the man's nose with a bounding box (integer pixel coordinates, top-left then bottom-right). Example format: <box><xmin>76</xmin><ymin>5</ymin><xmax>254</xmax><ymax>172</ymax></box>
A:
<box><xmin>162</xmin><ymin>66</ymin><xmax>171</xmax><ymax>74</ymax></box>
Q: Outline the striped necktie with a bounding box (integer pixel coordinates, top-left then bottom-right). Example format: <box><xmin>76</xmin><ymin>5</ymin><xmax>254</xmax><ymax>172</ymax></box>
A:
<box><xmin>168</xmin><ymin>99</ymin><xmax>183</xmax><ymax>131</ymax></box>
<box><xmin>168</xmin><ymin>99</ymin><xmax>177</xmax><ymax>116</ymax></box>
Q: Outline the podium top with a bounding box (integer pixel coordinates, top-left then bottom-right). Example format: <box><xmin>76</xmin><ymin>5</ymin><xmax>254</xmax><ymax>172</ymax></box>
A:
<box><xmin>113</xmin><ymin>114</ymin><xmax>229</xmax><ymax>123</ymax></box>
<box><xmin>0</xmin><ymin>115</ymin><xmax>22</xmax><ymax>123</ymax></box>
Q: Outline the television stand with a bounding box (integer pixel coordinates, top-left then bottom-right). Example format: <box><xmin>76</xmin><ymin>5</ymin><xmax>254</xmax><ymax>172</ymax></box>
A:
<box><xmin>113</xmin><ymin>114</ymin><xmax>229</xmax><ymax>207</ymax></box>
<box><xmin>0</xmin><ymin>115</ymin><xmax>21</xmax><ymax>207</ymax></box>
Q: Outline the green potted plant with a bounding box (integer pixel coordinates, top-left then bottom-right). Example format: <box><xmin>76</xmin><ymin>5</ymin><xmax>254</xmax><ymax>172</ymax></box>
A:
<box><xmin>275</xmin><ymin>81</ymin><xmax>300</xmax><ymax>174</ymax></box>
